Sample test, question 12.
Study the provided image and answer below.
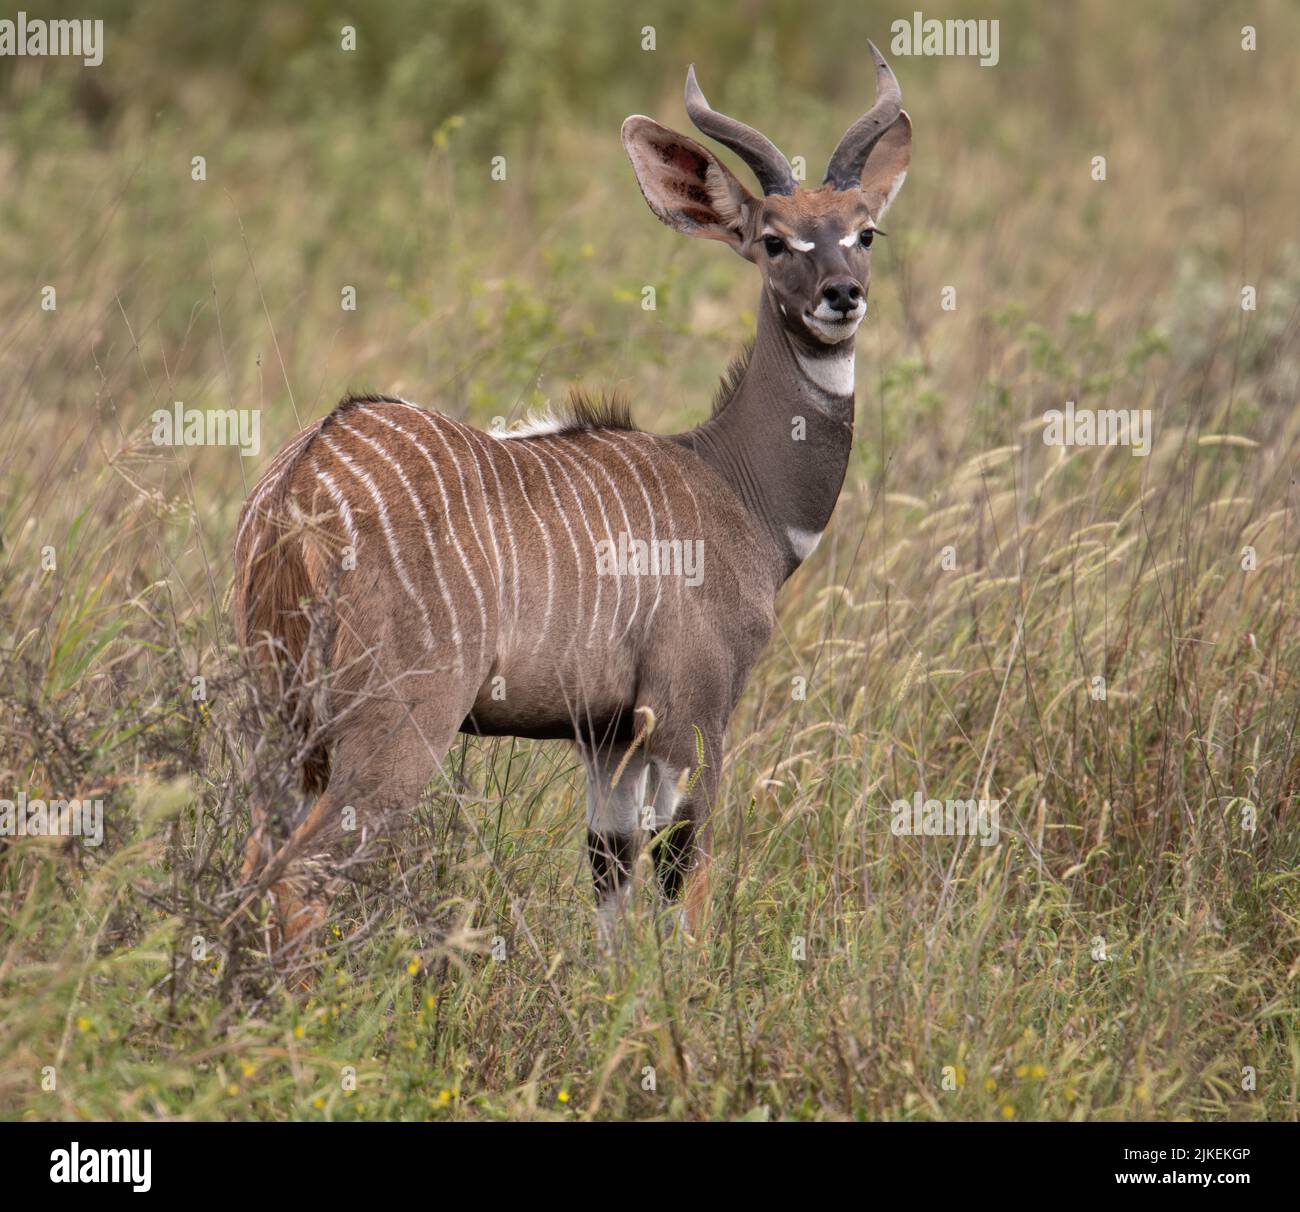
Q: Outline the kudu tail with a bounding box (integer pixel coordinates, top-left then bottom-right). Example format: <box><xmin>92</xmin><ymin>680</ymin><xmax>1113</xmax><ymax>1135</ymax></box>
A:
<box><xmin>235</xmin><ymin>491</ymin><xmax>332</xmax><ymax>798</ymax></box>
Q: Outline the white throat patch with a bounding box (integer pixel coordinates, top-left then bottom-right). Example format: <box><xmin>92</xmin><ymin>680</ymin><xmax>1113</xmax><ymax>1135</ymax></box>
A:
<box><xmin>794</xmin><ymin>347</ymin><xmax>855</xmax><ymax>397</ymax></box>
<box><xmin>787</xmin><ymin>526</ymin><xmax>824</xmax><ymax>562</ymax></box>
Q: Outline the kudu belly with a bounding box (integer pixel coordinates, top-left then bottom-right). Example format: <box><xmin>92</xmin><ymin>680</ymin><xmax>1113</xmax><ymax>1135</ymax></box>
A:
<box><xmin>459</xmin><ymin>576</ymin><xmax>650</xmax><ymax>743</ymax></box>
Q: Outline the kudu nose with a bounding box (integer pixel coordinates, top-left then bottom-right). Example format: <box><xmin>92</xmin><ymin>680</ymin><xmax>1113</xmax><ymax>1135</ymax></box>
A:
<box><xmin>821</xmin><ymin>280</ymin><xmax>863</xmax><ymax>314</ymax></box>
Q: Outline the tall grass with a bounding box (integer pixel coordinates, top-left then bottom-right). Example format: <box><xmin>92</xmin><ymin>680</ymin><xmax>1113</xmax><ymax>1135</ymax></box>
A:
<box><xmin>1</xmin><ymin>0</ymin><xmax>1298</xmax><ymax>1120</ymax></box>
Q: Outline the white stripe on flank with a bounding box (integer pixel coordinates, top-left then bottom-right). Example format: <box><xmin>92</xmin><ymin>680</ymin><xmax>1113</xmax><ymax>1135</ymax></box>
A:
<box><xmin>547</xmin><ymin>440</ymin><xmax>618</xmax><ymax>645</ymax></box>
<box><xmin>337</xmin><ymin>419</ymin><xmax>467</xmax><ymax>673</ymax></box>
<box><xmin>529</xmin><ymin>441</ymin><xmax>606</xmax><ymax>646</ymax></box>
<box><xmin>314</xmin><ymin>466</ymin><xmax>359</xmax><ymax>547</ymax></box>
<box><xmin>607</xmin><ymin>432</ymin><xmax>680</xmax><ymax>621</ymax></box>
<box><xmin>319</xmin><ymin>433</ymin><xmax>439</xmax><ymax>654</ymax></box>
<box><xmin>384</xmin><ymin>406</ymin><xmax>496</xmax><ymax>602</ymax></box>
<box><xmin>564</xmin><ymin>436</ymin><xmax>640</xmax><ymax>643</ymax></box>
<box><xmin>368</xmin><ymin>410</ymin><xmax>490</xmax><ymax>672</ymax></box>
<box><xmin>633</xmin><ymin>433</ymin><xmax>703</xmax><ymax>540</ymax></box>
<box><xmin>237</xmin><ymin>451</ymin><xmax>293</xmax><ymax>548</ymax></box>
<box><xmin>251</xmin><ymin>423</ymin><xmax>316</xmax><ymax>499</ymax></box>
<box><xmin>492</xmin><ymin>436</ymin><xmax>557</xmax><ymax>654</ymax></box>
<box><xmin>588</xmin><ymin>431</ymin><xmax>663</xmax><ymax>636</ymax></box>
<box><xmin>432</xmin><ymin>422</ymin><xmax>495</xmax><ymax>583</ymax></box>
<box><xmin>391</xmin><ymin>401</ymin><xmax>514</xmax><ymax>623</ymax></box>
<box><xmin>513</xmin><ymin>441</ymin><xmax>586</xmax><ymax>654</ymax></box>
<box><xmin>794</xmin><ymin>346</ymin><xmax>855</xmax><ymax>397</ymax></box>
<box><xmin>235</xmin><ymin>425</ymin><xmax>318</xmax><ymax>551</ymax></box>
<box><xmin>459</xmin><ymin>423</ymin><xmax>524</xmax><ymax>625</ymax></box>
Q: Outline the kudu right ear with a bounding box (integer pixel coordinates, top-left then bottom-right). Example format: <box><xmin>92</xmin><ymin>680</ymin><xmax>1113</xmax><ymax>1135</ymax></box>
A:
<box><xmin>621</xmin><ymin>116</ymin><xmax>756</xmax><ymax>257</ymax></box>
<box><xmin>858</xmin><ymin>111</ymin><xmax>912</xmax><ymax>221</ymax></box>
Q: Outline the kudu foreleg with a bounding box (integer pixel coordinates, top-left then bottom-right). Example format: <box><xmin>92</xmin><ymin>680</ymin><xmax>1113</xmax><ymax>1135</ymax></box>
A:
<box><xmin>582</xmin><ymin>743</ymin><xmax>645</xmax><ymax>949</ymax></box>
<box><xmin>581</xmin><ymin>729</ymin><xmax>719</xmax><ymax>945</ymax></box>
<box><xmin>649</xmin><ymin>737</ymin><xmax>718</xmax><ymax>938</ymax></box>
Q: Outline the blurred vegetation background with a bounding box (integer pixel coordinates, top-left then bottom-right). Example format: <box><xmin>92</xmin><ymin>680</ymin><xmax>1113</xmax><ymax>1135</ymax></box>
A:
<box><xmin>3</xmin><ymin>0</ymin><xmax>1297</xmax><ymax>456</ymax></box>
<box><xmin>0</xmin><ymin>0</ymin><xmax>1298</xmax><ymax>1121</ymax></box>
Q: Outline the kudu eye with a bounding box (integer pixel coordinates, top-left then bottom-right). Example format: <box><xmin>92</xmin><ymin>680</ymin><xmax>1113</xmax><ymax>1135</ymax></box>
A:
<box><xmin>763</xmin><ymin>235</ymin><xmax>786</xmax><ymax>257</ymax></box>
<box><xmin>859</xmin><ymin>229</ymin><xmax>874</xmax><ymax>249</ymax></box>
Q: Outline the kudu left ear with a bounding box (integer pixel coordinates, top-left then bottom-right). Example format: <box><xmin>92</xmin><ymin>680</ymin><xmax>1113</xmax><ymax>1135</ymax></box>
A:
<box><xmin>621</xmin><ymin>115</ymin><xmax>757</xmax><ymax>257</ymax></box>
<box><xmin>858</xmin><ymin>110</ymin><xmax>912</xmax><ymax>221</ymax></box>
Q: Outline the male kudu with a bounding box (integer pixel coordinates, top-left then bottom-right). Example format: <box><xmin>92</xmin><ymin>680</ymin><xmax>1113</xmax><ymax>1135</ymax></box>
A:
<box><xmin>234</xmin><ymin>43</ymin><xmax>911</xmax><ymax>966</ymax></box>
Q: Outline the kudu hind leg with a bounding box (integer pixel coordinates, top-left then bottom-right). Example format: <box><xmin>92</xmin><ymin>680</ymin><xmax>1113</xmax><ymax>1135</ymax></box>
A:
<box><xmin>260</xmin><ymin>692</ymin><xmax>469</xmax><ymax>976</ymax></box>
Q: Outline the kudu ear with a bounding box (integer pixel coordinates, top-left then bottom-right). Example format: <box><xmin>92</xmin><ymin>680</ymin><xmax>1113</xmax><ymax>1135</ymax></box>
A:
<box><xmin>858</xmin><ymin>110</ymin><xmax>912</xmax><ymax>221</ymax></box>
<box><xmin>621</xmin><ymin>115</ymin><xmax>757</xmax><ymax>257</ymax></box>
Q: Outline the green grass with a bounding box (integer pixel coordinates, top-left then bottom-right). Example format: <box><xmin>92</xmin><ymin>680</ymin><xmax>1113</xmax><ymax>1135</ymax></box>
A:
<box><xmin>1</xmin><ymin>0</ymin><xmax>1299</xmax><ymax>1120</ymax></box>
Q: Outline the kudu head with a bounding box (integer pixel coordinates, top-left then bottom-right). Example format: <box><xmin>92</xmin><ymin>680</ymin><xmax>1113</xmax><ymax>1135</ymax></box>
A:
<box><xmin>622</xmin><ymin>42</ymin><xmax>911</xmax><ymax>347</ymax></box>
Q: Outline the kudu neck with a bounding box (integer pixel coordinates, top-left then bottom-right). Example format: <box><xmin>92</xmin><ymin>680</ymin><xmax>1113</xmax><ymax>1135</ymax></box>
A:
<box><xmin>673</xmin><ymin>288</ymin><xmax>856</xmax><ymax>582</ymax></box>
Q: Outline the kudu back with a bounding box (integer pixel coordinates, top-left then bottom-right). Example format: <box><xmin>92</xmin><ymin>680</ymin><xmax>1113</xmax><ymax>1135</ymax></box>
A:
<box><xmin>234</xmin><ymin>43</ymin><xmax>911</xmax><ymax>965</ymax></box>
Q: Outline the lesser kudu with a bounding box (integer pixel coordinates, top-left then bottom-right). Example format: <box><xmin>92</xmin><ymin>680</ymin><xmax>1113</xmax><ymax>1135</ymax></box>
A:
<box><xmin>234</xmin><ymin>42</ymin><xmax>911</xmax><ymax>966</ymax></box>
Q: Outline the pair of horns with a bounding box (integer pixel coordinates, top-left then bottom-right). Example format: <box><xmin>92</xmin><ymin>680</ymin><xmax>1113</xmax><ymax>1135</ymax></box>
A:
<box><xmin>683</xmin><ymin>40</ymin><xmax>902</xmax><ymax>196</ymax></box>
